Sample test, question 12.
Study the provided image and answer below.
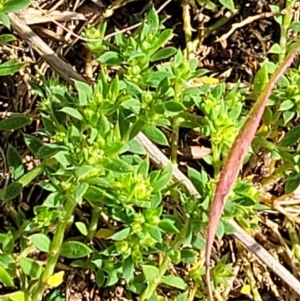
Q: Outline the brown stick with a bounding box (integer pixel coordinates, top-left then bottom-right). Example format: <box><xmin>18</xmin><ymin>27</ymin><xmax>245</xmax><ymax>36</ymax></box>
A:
<box><xmin>217</xmin><ymin>8</ymin><xmax>295</xmax><ymax>42</ymax></box>
<box><xmin>8</xmin><ymin>12</ymin><xmax>300</xmax><ymax>298</ymax></box>
<box><xmin>8</xmin><ymin>13</ymin><xmax>84</xmax><ymax>83</ymax></box>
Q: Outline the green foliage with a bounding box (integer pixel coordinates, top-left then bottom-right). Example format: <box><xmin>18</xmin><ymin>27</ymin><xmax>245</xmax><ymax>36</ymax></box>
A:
<box><xmin>2</xmin><ymin>3</ymin><xmax>299</xmax><ymax>301</ymax></box>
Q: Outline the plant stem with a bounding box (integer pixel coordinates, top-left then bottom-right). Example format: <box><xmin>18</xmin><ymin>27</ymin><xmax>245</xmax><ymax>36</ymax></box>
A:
<box><xmin>122</xmin><ymin>119</ymin><xmax>144</xmax><ymax>144</ymax></box>
<box><xmin>140</xmin><ymin>254</ymin><xmax>169</xmax><ymax>301</ymax></box>
<box><xmin>179</xmin><ymin>112</ymin><xmax>206</xmax><ymax>126</ymax></box>
<box><xmin>31</xmin><ymin>195</ymin><xmax>77</xmax><ymax>301</ymax></box>
<box><xmin>181</xmin><ymin>0</ymin><xmax>194</xmax><ymax>59</ymax></box>
<box><xmin>140</xmin><ymin>221</ymin><xmax>189</xmax><ymax>301</ymax></box>
<box><xmin>279</xmin><ymin>0</ymin><xmax>295</xmax><ymax>63</ymax></box>
<box><xmin>18</xmin><ymin>165</ymin><xmax>44</xmax><ymax>186</ymax></box>
<box><xmin>88</xmin><ymin>206</ymin><xmax>100</xmax><ymax>241</ymax></box>
<box><xmin>170</xmin><ymin>118</ymin><xmax>179</xmax><ymax>164</ymax></box>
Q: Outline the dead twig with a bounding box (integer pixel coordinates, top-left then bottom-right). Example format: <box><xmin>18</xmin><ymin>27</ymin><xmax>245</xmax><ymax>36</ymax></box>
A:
<box><xmin>30</xmin><ymin>1</ymin><xmax>172</xmax><ymax>44</ymax></box>
<box><xmin>17</xmin><ymin>8</ymin><xmax>86</xmax><ymax>25</ymax></box>
<box><xmin>8</xmin><ymin>13</ymin><xmax>84</xmax><ymax>83</ymax></box>
<box><xmin>216</xmin><ymin>8</ymin><xmax>295</xmax><ymax>42</ymax></box>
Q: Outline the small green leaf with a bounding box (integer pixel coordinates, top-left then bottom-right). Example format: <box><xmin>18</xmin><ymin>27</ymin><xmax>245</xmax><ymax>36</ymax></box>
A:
<box><xmin>174</xmin><ymin>291</ymin><xmax>189</xmax><ymax>301</ymax></box>
<box><xmin>192</xmin><ymin>235</ymin><xmax>206</xmax><ymax>250</ymax></box>
<box><xmin>127</xmin><ymin>138</ymin><xmax>146</xmax><ymax>155</ymax></box>
<box><xmin>7</xmin><ymin>145</ymin><xmax>24</xmax><ymax>179</ymax></box>
<box><xmin>53</xmin><ymin>151</ymin><xmax>70</xmax><ymax>167</ymax></box>
<box><xmin>19</xmin><ymin>258</ymin><xmax>43</xmax><ymax>279</ymax></box>
<box><xmin>129</xmin><ymin>120</ymin><xmax>145</xmax><ymax>140</ymax></box>
<box><xmin>278</xmin><ymin>99</ymin><xmax>294</xmax><ymax>111</ymax></box>
<box><xmin>161</xmin><ymin>275</ymin><xmax>188</xmax><ymax>290</ymax></box>
<box><xmin>30</xmin><ymin>234</ymin><xmax>50</xmax><ymax>252</ymax></box>
<box><xmin>61</xmin><ymin>241</ymin><xmax>92</xmax><ymax>258</ymax></box>
<box><xmin>42</xmin><ymin>115</ymin><xmax>55</xmax><ymax>135</ymax></box>
<box><xmin>110</xmin><ymin>76</ymin><xmax>120</xmax><ymax>101</ymax></box>
<box><xmin>270</xmin><ymin>5</ymin><xmax>282</xmax><ymax>24</ymax></box>
<box><xmin>0</xmin><ymin>115</ymin><xmax>31</xmax><ymax>131</ymax></box>
<box><xmin>253</xmin><ymin>63</ymin><xmax>269</xmax><ymax>96</ymax></box>
<box><xmin>281</xmin><ymin>124</ymin><xmax>300</xmax><ymax>147</ymax></box>
<box><xmin>37</xmin><ymin>144</ymin><xmax>60</xmax><ymax>158</ymax></box>
<box><xmin>0</xmin><ymin>60</ymin><xmax>25</xmax><ymax>76</ymax></box>
<box><xmin>0</xmin><ymin>13</ymin><xmax>10</xmax><ymax>28</ymax></box>
<box><xmin>74</xmin><ymin>80</ymin><xmax>92</xmax><ymax>106</ymax></box>
<box><xmin>106</xmin><ymin>270</ymin><xmax>119</xmax><ymax>287</ymax></box>
<box><xmin>142</xmin><ymin>265</ymin><xmax>159</xmax><ymax>281</ymax></box>
<box><xmin>146</xmin><ymin>6</ymin><xmax>159</xmax><ymax>34</ymax></box>
<box><xmin>75</xmin><ymin>165</ymin><xmax>94</xmax><ymax>180</ymax></box>
<box><xmin>152</xmin><ymin>163</ymin><xmax>172</xmax><ymax>192</ymax></box>
<box><xmin>0</xmin><ymin>266</ymin><xmax>14</xmax><ymax>286</ymax></box>
<box><xmin>150</xmin><ymin>29</ymin><xmax>173</xmax><ymax>53</ymax></box>
<box><xmin>75</xmin><ymin>183</ymin><xmax>89</xmax><ymax>204</ymax></box>
<box><xmin>181</xmin><ymin>249</ymin><xmax>198</xmax><ymax>263</ymax></box>
<box><xmin>0</xmin><ymin>34</ymin><xmax>16</xmax><ymax>45</ymax></box>
<box><xmin>168</xmin><ymin>249</ymin><xmax>181</xmax><ymax>264</ymax></box>
<box><xmin>159</xmin><ymin>219</ymin><xmax>179</xmax><ymax>233</ymax></box>
<box><xmin>109</xmin><ymin>228</ymin><xmax>130</xmax><ymax>241</ymax></box>
<box><xmin>2</xmin><ymin>0</ymin><xmax>30</xmax><ymax>13</ymax></box>
<box><xmin>222</xmin><ymin>220</ymin><xmax>236</xmax><ymax>235</ymax></box>
<box><xmin>99</xmin><ymin>51</ymin><xmax>122</xmax><ymax>65</ymax></box>
<box><xmin>142</xmin><ymin>125</ymin><xmax>169</xmax><ymax>146</ymax></box>
<box><xmin>125</xmin><ymin>80</ymin><xmax>143</xmax><ymax>96</ymax></box>
<box><xmin>290</xmin><ymin>22</ymin><xmax>300</xmax><ymax>32</ymax></box>
<box><xmin>2</xmin><ymin>291</ymin><xmax>32</xmax><ymax>301</ymax></box>
<box><xmin>147</xmin><ymin>225</ymin><xmax>162</xmax><ymax>242</ymax></box>
<box><xmin>43</xmin><ymin>192</ymin><xmax>63</xmax><ymax>207</ymax></box>
<box><xmin>165</xmin><ymin>101</ymin><xmax>186</xmax><ymax>113</ymax></box>
<box><xmin>218</xmin><ymin>0</ymin><xmax>234</xmax><ymax>10</ymax></box>
<box><xmin>123</xmin><ymin>257</ymin><xmax>134</xmax><ymax>281</ymax></box>
<box><xmin>4</xmin><ymin>182</ymin><xmax>22</xmax><ymax>201</ymax></box>
<box><xmin>150</xmin><ymin>47</ymin><xmax>177</xmax><ymax>62</ymax></box>
<box><xmin>283</xmin><ymin>111</ymin><xmax>295</xmax><ymax>125</ymax></box>
<box><xmin>75</xmin><ymin>222</ymin><xmax>88</xmax><ymax>236</ymax></box>
<box><xmin>60</xmin><ymin>107</ymin><xmax>84</xmax><ymax>120</ymax></box>
<box><xmin>96</xmin><ymin>270</ymin><xmax>105</xmax><ymax>287</ymax></box>
<box><xmin>285</xmin><ymin>175</ymin><xmax>300</xmax><ymax>194</ymax></box>
<box><xmin>23</xmin><ymin>134</ymin><xmax>43</xmax><ymax>154</ymax></box>
<box><xmin>268</xmin><ymin>43</ymin><xmax>283</xmax><ymax>54</ymax></box>
<box><xmin>103</xmin><ymin>158</ymin><xmax>132</xmax><ymax>173</ymax></box>
<box><xmin>216</xmin><ymin>221</ymin><xmax>225</xmax><ymax>240</ymax></box>
<box><xmin>105</xmin><ymin>141</ymin><xmax>124</xmax><ymax>157</ymax></box>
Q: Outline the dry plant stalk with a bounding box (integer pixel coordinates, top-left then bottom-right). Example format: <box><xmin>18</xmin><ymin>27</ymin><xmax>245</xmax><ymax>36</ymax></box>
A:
<box><xmin>205</xmin><ymin>40</ymin><xmax>300</xmax><ymax>301</ymax></box>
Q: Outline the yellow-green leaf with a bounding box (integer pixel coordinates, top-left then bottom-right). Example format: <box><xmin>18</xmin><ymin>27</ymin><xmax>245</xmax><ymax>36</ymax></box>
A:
<box><xmin>47</xmin><ymin>271</ymin><xmax>65</xmax><ymax>288</ymax></box>
<box><xmin>240</xmin><ymin>284</ymin><xmax>251</xmax><ymax>295</ymax></box>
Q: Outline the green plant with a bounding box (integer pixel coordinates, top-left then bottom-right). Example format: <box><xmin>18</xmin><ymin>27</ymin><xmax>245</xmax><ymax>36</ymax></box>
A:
<box><xmin>0</xmin><ymin>6</ymin><xmax>272</xmax><ymax>301</ymax></box>
<box><xmin>0</xmin><ymin>0</ymin><xmax>30</xmax><ymax>76</ymax></box>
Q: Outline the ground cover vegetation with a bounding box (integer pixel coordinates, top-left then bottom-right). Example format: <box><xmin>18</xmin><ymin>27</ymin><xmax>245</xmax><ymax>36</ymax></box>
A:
<box><xmin>1</xmin><ymin>0</ymin><xmax>300</xmax><ymax>300</ymax></box>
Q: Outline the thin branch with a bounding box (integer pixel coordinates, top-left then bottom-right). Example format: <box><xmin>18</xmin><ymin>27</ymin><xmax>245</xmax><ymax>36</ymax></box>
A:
<box><xmin>216</xmin><ymin>8</ymin><xmax>295</xmax><ymax>42</ymax></box>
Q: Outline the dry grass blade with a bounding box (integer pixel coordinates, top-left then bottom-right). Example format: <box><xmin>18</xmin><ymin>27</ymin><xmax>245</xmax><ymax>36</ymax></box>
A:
<box><xmin>8</xmin><ymin>13</ymin><xmax>84</xmax><ymax>83</ymax></box>
<box><xmin>17</xmin><ymin>8</ymin><xmax>86</xmax><ymax>25</ymax></box>
<box><xmin>7</xmin><ymin>11</ymin><xmax>300</xmax><ymax>300</ymax></box>
<box><xmin>205</xmin><ymin>40</ymin><xmax>300</xmax><ymax>301</ymax></box>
